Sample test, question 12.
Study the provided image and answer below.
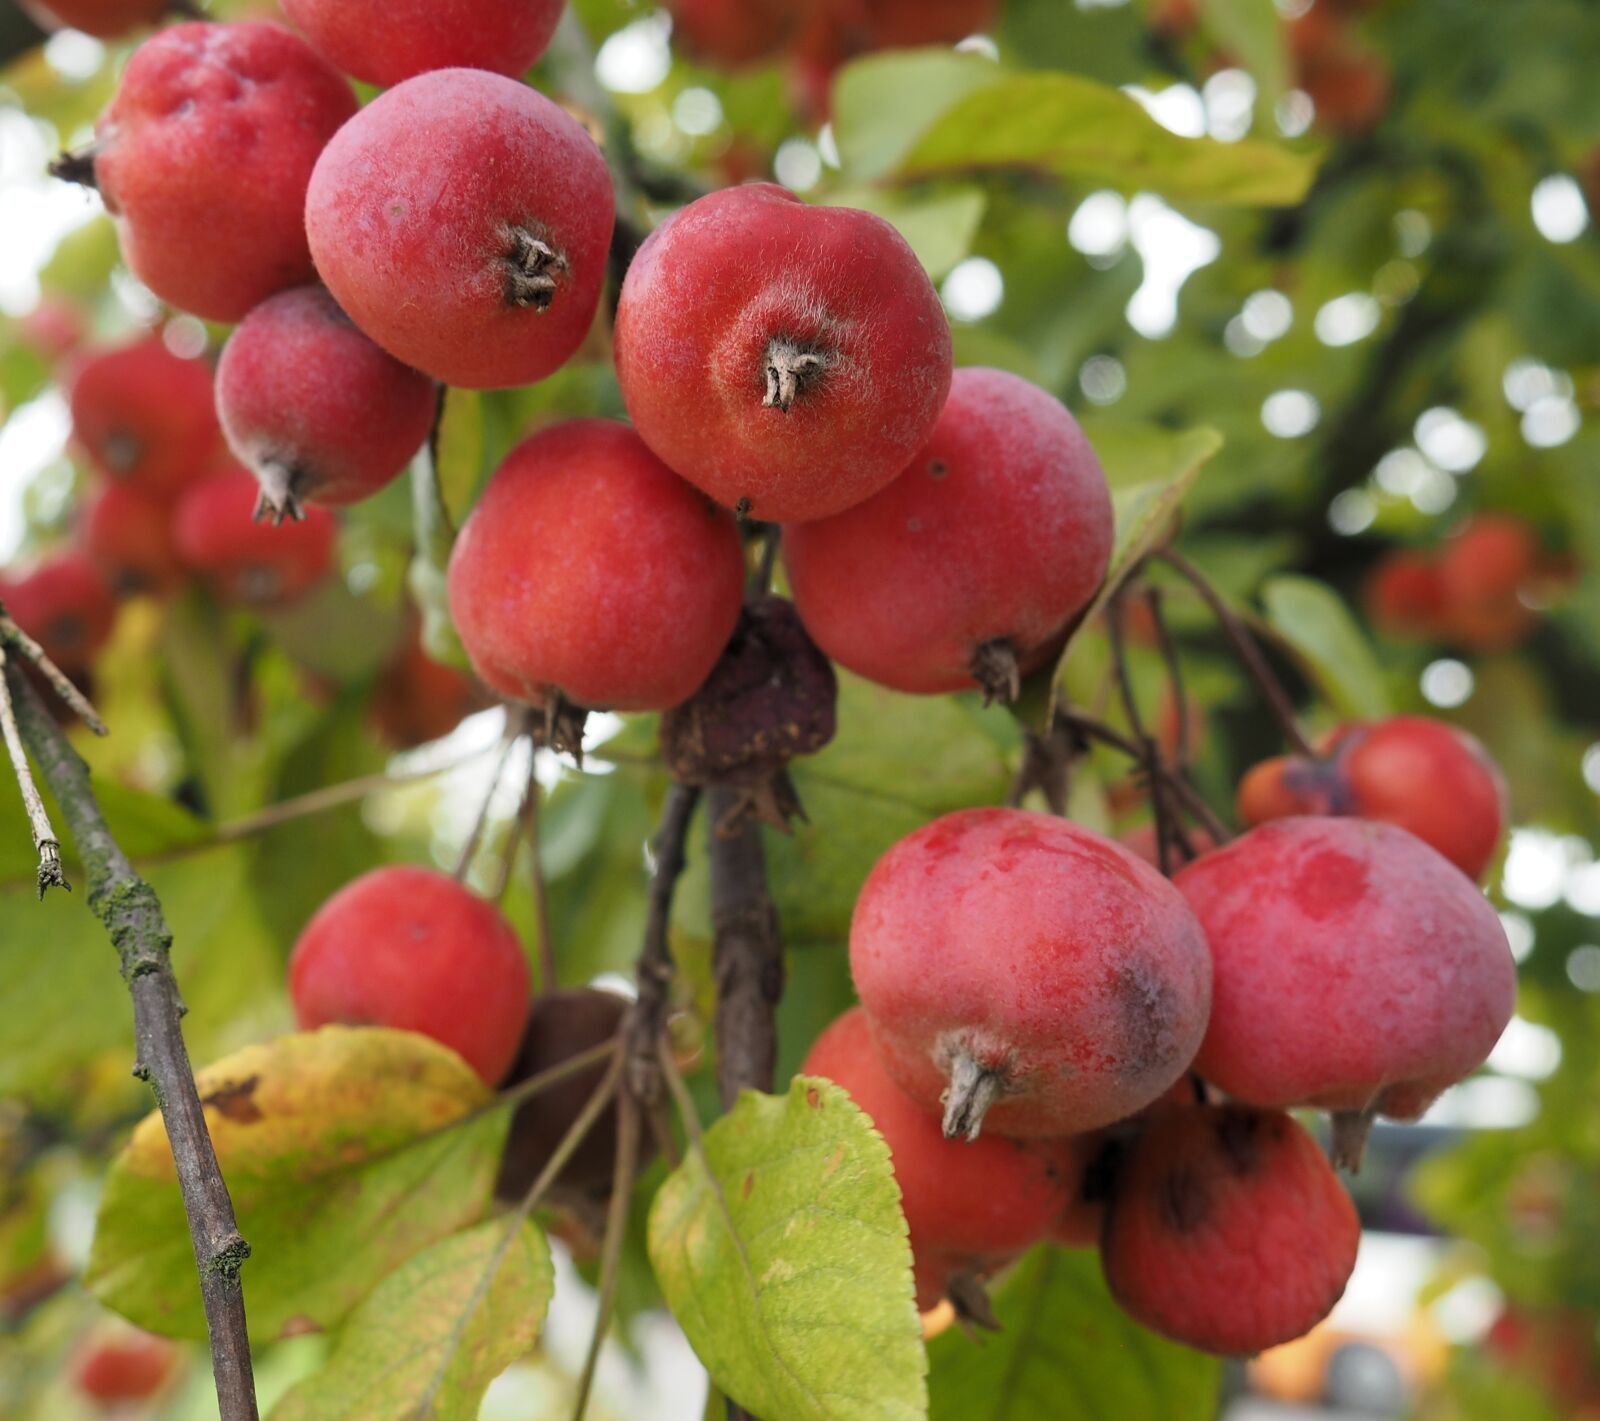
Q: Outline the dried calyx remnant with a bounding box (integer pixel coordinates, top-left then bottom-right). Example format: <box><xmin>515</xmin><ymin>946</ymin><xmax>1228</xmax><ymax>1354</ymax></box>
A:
<box><xmin>660</xmin><ymin>595</ymin><xmax>837</xmax><ymax>835</ymax></box>
<box><xmin>503</xmin><ymin>226</ymin><xmax>568</xmax><ymax>311</ymax></box>
<box><xmin>762</xmin><ymin>337</ymin><xmax>830</xmax><ymax>413</ymax></box>
<box><xmin>251</xmin><ymin>461</ymin><xmax>312</xmax><ymax>526</ymax></box>
<box><xmin>970</xmin><ymin>637</ymin><xmax>1023</xmax><ymax>706</ymax></box>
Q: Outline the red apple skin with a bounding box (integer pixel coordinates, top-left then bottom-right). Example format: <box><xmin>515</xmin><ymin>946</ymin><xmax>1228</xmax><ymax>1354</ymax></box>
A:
<box><xmin>446</xmin><ymin>420</ymin><xmax>746</xmax><ymax>713</ymax></box>
<box><xmin>802</xmin><ymin>1007</ymin><xmax>1084</xmax><ymax>1309</ymax></box>
<box><xmin>91</xmin><ymin>22</ymin><xmax>358</xmax><ymax>322</ymax></box>
<box><xmin>0</xmin><ymin>553</ymin><xmax>118</xmax><ymax>672</ymax></box>
<box><xmin>1101</xmin><ymin>1103</ymin><xmax>1360</xmax><ymax>1356</ymax></box>
<box><xmin>1438</xmin><ymin>513</ymin><xmax>1541</xmax><ymax>650</ymax></box>
<box><xmin>1175</xmin><ymin>817</ymin><xmax>1515</xmax><ymax>1122</ymax></box>
<box><xmin>306</xmin><ymin>68</ymin><xmax>615</xmax><ymax>390</ymax></box>
<box><xmin>614</xmin><ymin>183</ymin><xmax>952</xmax><ymax>523</ymax></box>
<box><xmin>69</xmin><ymin>337</ymin><xmax>221</xmax><ymax>501</ymax></box>
<box><xmin>216</xmin><ymin>285</ymin><xmax>437</xmax><ymax>520</ymax></box>
<box><xmin>851</xmin><ymin>808</ymin><xmax>1214</xmax><ymax>1139</ymax></box>
<box><xmin>1236</xmin><ymin>717</ymin><xmax>1507</xmax><ymax>884</ymax></box>
<box><xmin>172</xmin><ymin>466</ymin><xmax>336</xmax><ymax>607</ymax></box>
<box><xmin>1364</xmin><ymin>550</ymin><xmax>1446</xmax><ymax>641</ymax></box>
<box><xmin>279</xmin><ymin>0</ymin><xmax>563</xmax><ymax>89</ymax></box>
<box><xmin>784</xmin><ymin>367</ymin><xmax>1112</xmax><ymax>694</ymax></box>
<box><xmin>289</xmin><ymin>866</ymin><xmax>530</xmax><ymax>1085</ymax></box>
<box><xmin>19</xmin><ymin>0</ymin><xmax>167</xmax><ymax>40</ymax></box>
<box><xmin>73</xmin><ymin>1329</ymin><xmax>178</xmax><ymax>1402</ymax></box>
<box><xmin>81</xmin><ymin>482</ymin><xmax>186</xmax><ymax>596</ymax></box>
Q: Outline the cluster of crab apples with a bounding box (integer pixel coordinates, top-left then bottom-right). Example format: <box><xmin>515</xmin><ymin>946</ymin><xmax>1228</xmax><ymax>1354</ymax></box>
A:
<box><xmin>12</xmin><ymin>0</ymin><xmax>1525</xmax><ymax>1369</ymax></box>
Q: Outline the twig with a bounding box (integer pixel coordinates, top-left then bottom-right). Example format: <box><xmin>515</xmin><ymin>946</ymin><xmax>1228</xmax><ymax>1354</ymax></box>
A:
<box><xmin>0</xmin><ymin>609</ymin><xmax>106</xmax><ymax>734</ymax></box>
<box><xmin>453</xmin><ymin>724</ymin><xmax>522</xmax><ymax>882</ymax></box>
<box><xmin>707</xmin><ymin>787</ymin><xmax>784</xmax><ymax>1109</ymax></box>
<box><xmin>4</xmin><ymin>667</ymin><xmax>258</xmax><ymax>1420</ymax></box>
<box><xmin>571</xmin><ymin>1092</ymin><xmax>641</xmax><ymax>1421</ymax></box>
<box><xmin>1145</xmin><ymin>586</ymin><xmax>1191</xmax><ymax>772</ymax></box>
<box><xmin>417</xmin><ymin>1049</ymin><xmax>625</xmax><ymax>1421</ymax></box>
<box><xmin>1156</xmin><ymin>549</ymin><xmax>1315</xmax><ymax>759</ymax></box>
<box><xmin>0</xmin><ymin>647</ymin><xmax>67</xmax><ymax>897</ymax></box>
<box><xmin>626</xmin><ymin>784</ymin><xmax>701</xmax><ymax>1107</ymax></box>
<box><xmin>750</xmin><ymin>525</ymin><xmax>780</xmax><ymax>602</ymax></box>
<box><xmin>520</xmin><ymin>763</ymin><xmax>558</xmax><ymax>993</ymax></box>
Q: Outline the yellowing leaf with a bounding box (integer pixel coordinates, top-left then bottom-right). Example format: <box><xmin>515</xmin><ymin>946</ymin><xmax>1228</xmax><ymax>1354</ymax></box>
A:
<box><xmin>87</xmin><ymin>1027</ymin><xmax>505</xmax><ymax>1343</ymax></box>
<box><xmin>270</xmin><ymin>1219</ymin><xmax>553</xmax><ymax>1421</ymax></box>
<box><xmin>648</xmin><ymin>1078</ymin><xmax>926</xmax><ymax>1421</ymax></box>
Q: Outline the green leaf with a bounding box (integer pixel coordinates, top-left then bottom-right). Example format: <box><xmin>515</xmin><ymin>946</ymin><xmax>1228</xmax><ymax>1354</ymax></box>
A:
<box><xmin>926</xmin><ymin>1247</ymin><xmax>1222</xmax><ymax>1419</ymax></box>
<box><xmin>270</xmin><ymin>1218</ymin><xmax>553</xmax><ymax>1421</ymax></box>
<box><xmin>87</xmin><ymin>1028</ymin><xmax>505</xmax><ymax>1343</ymax></box>
<box><xmin>648</xmin><ymin>1078</ymin><xmax>927</xmax><ymax>1421</ymax></box>
<box><xmin>435</xmin><ymin>388</ymin><xmax>485</xmax><ymax>525</ymax></box>
<box><xmin>821</xmin><ymin>187</ymin><xmax>987</xmax><ymax>281</ymax></box>
<box><xmin>833</xmin><ymin>51</ymin><xmax>1003</xmax><ymax>180</ymax></box>
<box><xmin>1260</xmin><ymin>574</ymin><xmax>1393</xmax><ymax>720</ymax></box>
<box><xmin>832</xmin><ymin>51</ymin><xmax>1317</xmax><ymax>206</ymax></box>
<box><xmin>1198</xmin><ymin>0</ymin><xmax>1290</xmax><ymax>104</ymax></box>
<box><xmin>1052</xmin><ymin>425</ymin><xmax>1223</xmax><ymax>698</ymax></box>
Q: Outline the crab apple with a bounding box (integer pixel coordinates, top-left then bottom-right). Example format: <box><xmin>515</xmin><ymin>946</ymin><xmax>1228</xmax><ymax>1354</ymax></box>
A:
<box><xmin>446</xmin><ymin>420</ymin><xmax>745</xmax><ymax>715</ymax></box>
<box><xmin>69</xmin><ymin>337</ymin><xmax>220</xmax><ymax>501</ymax></box>
<box><xmin>851</xmin><ymin>808</ymin><xmax>1213</xmax><ymax>1142</ymax></box>
<box><xmin>1237</xmin><ymin>717</ymin><xmax>1507</xmax><ymax>883</ymax></box>
<box><xmin>279</xmin><ymin>0</ymin><xmax>563</xmax><ymax>89</ymax></box>
<box><xmin>19</xmin><ymin>0</ymin><xmax>167</xmax><ymax>40</ymax></box>
<box><xmin>803</xmin><ymin>1007</ymin><xmax>1083</xmax><ymax>1309</ymax></box>
<box><xmin>1439</xmin><ymin>514</ymin><xmax>1540</xmax><ymax>649</ymax></box>
<box><xmin>783</xmin><ymin>368</ymin><xmax>1111</xmax><ymax>698</ymax></box>
<box><xmin>217</xmin><ymin>286</ymin><xmax>436</xmax><ymax>522</ymax></box>
<box><xmin>0</xmin><ymin>554</ymin><xmax>117</xmax><ymax>672</ymax></box>
<box><xmin>290</xmin><ymin>866</ymin><xmax>530</xmax><ymax>1085</ymax></box>
<box><xmin>81</xmin><ymin>483</ymin><xmax>184</xmax><ymax>596</ymax></box>
<box><xmin>1100</xmin><ymin>1104</ymin><xmax>1360</xmax><ymax>1356</ymax></box>
<box><xmin>73</xmin><ymin>1328</ymin><xmax>178</xmax><ymax>1402</ymax></box>
<box><xmin>496</xmin><ymin>989</ymin><xmax>646</xmax><ymax>1200</ymax></box>
<box><xmin>1175</xmin><ymin>817</ymin><xmax>1515</xmax><ymax>1166</ymax></box>
<box><xmin>666</xmin><ymin>0</ymin><xmax>808</xmax><ymax>66</ymax></box>
<box><xmin>831</xmin><ymin>0</ymin><xmax>999</xmax><ymax>50</ymax></box>
<box><xmin>614</xmin><ymin>183</ymin><xmax>952</xmax><ymax>523</ymax></box>
<box><xmin>18</xmin><ymin>296</ymin><xmax>86</xmax><ymax>362</ymax></box>
<box><xmin>369</xmin><ymin>629</ymin><xmax>489</xmax><ymax>750</ymax></box>
<box><xmin>82</xmin><ymin>22</ymin><xmax>357</xmax><ymax>323</ymax></box>
<box><xmin>306</xmin><ymin>69</ymin><xmax>614</xmax><ymax>390</ymax></box>
<box><xmin>172</xmin><ymin>466</ymin><xmax>336</xmax><ymax>607</ymax></box>
<box><xmin>1364</xmin><ymin>549</ymin><xmax>1445</xmax><ymax>641</ymax></box>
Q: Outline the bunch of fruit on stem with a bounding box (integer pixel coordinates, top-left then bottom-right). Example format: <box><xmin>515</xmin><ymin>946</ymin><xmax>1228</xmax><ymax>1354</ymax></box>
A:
<box><xmin>18</xmin><ymin>0</ymin><xmax>1525</xmax><ymax>1369</ymax></box>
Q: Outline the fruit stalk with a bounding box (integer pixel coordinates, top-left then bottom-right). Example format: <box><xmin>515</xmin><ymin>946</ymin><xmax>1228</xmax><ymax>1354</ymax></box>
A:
<box><xmin>3</xmin><ymin>668</ymin><xmax>258</xmax><ymax>1420</ymax></box>
<box><xmin>0</xmin><ymin>647</ymin><xmax>66</xmax><ymax>897</ymax></box>
<box><xmin>708</xmin><ymin>786</ymin><xmax>785</xmax><ymax>1109</ymax></box>
<box><xmin>1156</xmin><ymin>547</ymin><xmax>1317</xmax><ymax>759</ymax></box>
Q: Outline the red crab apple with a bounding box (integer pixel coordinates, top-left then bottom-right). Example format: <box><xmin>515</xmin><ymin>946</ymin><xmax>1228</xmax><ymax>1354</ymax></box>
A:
<box><xmin>1101</xmin><ymin>1103</ymin><xmax>1360</xmax><ymax>1355</ymax></box>
<box><xmin>73</xmin><ymin>1328</ymin><xmax>178</xmax><ymax>1402</ymax></box>
<box><xmin>803</xmin><ymin>1007</ymin><xmax>1085</xmax><ymax>1309</ymax></box>
<box><xmin>69</xmin><ymin>337</ymin><xmax>220</xmax><ymax>501</ymax></box>
<box><xmin>850</xmin><ymin>808</ymin><xmax>1213</xmax><ymax>1141</ymax></box>
<box><xmin>614</xmin><ymin>183</ymin><xmax>952</xmax><ymax>523</ymax></box>
<box><xmin>496</xmin><ymin>989</ymin><xmax>652</xmax><ymax>1199</ymax></box>
<box><xmin>665</xmin><ymin>0</ymin><xmax>810</xmax><ymax>66</ymax></box>
<box><xmin>20</xmin><ymin>0</ymin><xmax>167</xmax><ymax>40</ymax></box>
<box><xmin>216</xmin><ymin>286</ymin><xmax>437</xmax><ymax>522</ymax></box>
<box><xmin>784</xmin><ymin>367</ymin><xmax>1112</xmax><ymax>700</ymax></box>
<box><xmin>828</xmin><ymin>0</ymin><xmax>999</xmax><ymax>50</ymax></box>
<box><xmin>75</xmin><ymin>22</ymin><xmax>357</xmax><ymax>322</ymax></box>
<box><xmin>1364</xmin><ymin>549</ymin><xmax>1446</xmax><ymax>641</ymax></box>
<box><xmin>1175</xmin><ymin>816</ymin><xmax>1516</xmax><ymax>1167</ymax></box>
<box><xmin>0</xmin><ymin>553</ymin><xmax>117</xmax><ymax>672</ymax></box>
<box><xmin>172</xmin><ymin>466</ymin><xmax>336</xmax><ymax>607</ymax></box>
<box><xmin>446</xmin><ymin>419</ymin><xmax>745</xmax><ymax>716</ymax></box>
<box><xmin>289</xmin><ymin>866</ymin><xmax>530</xmax><ymax>1085</ymax></box>
<box><xmin>306</xmin><ymin>67</ymin><xmax>614</xmax><ymax>390</ymax></box>
<box><xmin>1237</xmin><ymin>716</ymin><xmax>1507</xmax><ymax>883</ymax></box>
<box><xmin>81</xmin><ymin>483</ymin><xmax>185</xmax><ymax>596</ymax></box>
<box><xmin>1439</xmin><ymin>513</ymin><xmax>1541</xmax><ymax>650</ymax></box>
<box><xmin>279</xmin><ymin>0</ymin><xmax>563</xmax><ymax>89</ymax></box>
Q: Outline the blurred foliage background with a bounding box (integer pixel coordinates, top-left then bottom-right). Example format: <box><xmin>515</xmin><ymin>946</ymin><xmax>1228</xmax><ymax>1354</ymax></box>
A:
<box><xmin>0</xmin><ymin>0</ymin><xmax>1597</xmax><ymax>1416</ymax></box>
